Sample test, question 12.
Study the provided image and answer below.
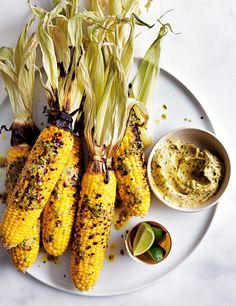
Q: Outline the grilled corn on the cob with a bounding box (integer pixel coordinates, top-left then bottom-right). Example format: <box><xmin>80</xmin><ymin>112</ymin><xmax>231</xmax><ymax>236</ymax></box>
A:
<box><xmin>113</xmin><ymin>123</ymin><xmax>150</xmax><ymax>216</ymax></box>
<box><xmin>71</xmin><ymin>15</ymin><xmax>134</xmax><ymax>291</ymax></box>
<box><xmin>113</xmin><ymin>24</ymin><xmax>170</xmax><ymax>216</ymax></box>
<box><xmin>42</xmin><ymin>136</ymin><xmax>82</xmax><ymax>256</ymax></box>
<box><xmin>0</xmin><ymin>18</ymin><xmax>42</xmax><ymax>274</ymax></box>
<box><xmin>71</xmin><ymin>162</ymin><xmax>116</xmax><ymax>291</ymax></box>
<box><xmin>113</xmin><ymin>25</ymin><xmax>169</xmax><ymax>217</ymax></box>
<box><xmin>4</xmin><ymin>145</ymin><xmax>41</xmax><ymax>272</ymax></box>
<box><xmin>0</xmin><ymin>125</ymin><xmax>73</xmax><ymax>248</ymax></box>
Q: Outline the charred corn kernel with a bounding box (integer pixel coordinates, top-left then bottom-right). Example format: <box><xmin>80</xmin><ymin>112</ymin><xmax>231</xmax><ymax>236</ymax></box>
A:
<box><xmin>113</xmin><ymin>125</ymin><xmax>150</xmax><ymax>216</ymax></box>
<box><xmin>71</xmin><ymin>167</ymin><xmax>116</xmax><ymax>291</ymax></box>
<box><xmin>10</xmin><ymin>219</ymin><xmax>40</xmax><ymax>272</ymax></box>
<box><xmin>42</xmin><ymin>136</ymin><xmax>82</xmax><ymax>256</ymax></box>
<box><xmin>0</xmin><ymin>125</ymin><xmax>73</xmax><ymax>248</ymax></box>
<box><xmin>5</xmin><ymin>145</ymin><xmax>31</xmax><ymax>204</ymax></box>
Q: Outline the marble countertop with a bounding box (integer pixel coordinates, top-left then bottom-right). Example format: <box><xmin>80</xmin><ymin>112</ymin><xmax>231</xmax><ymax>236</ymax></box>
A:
<box><xmin>0</xmin><ymin>0</ymin><xmax>236</xmax><ymax>305</ymax></box>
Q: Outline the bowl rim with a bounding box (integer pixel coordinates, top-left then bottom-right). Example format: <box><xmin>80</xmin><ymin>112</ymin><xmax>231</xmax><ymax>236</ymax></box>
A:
<box><xmin>147</xmin><ymin>127</ymin><xmax>231</xmax><ymax>212</ymax></box>
<box><xmin>124</xmin><ymin>220</ymin><xmax>172</xmax><ymax>265</ymax></box>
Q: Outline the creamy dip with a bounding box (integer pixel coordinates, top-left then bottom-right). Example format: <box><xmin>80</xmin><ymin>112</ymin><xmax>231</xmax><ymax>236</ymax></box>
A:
<box><xmin>151</xmin><ymin>137</ymin><xmax>224</xmax><ymax>207</ymax></box>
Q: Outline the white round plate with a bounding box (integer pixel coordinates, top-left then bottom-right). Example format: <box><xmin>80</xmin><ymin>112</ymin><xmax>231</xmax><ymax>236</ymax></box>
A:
<box><xmin>0</xmin><ymin>66</ymin><xmax>216</xmax><ymax>296</ymax></box>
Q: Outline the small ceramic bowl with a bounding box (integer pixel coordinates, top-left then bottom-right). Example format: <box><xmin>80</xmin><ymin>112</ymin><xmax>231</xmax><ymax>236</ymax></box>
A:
<box><xmin>147</xmin><ymin>127</ymin><xmax>231</xmax><ymax>212</ymax></box>
<box><xmin>124</xmin><ymin>221</ymin><xmax>172</xmax><ymax>265</ymax></box>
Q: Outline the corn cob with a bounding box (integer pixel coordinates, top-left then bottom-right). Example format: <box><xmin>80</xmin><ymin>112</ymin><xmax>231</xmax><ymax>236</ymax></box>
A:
<box><xmin>5</xmin><ymin>145</ymin><xmax>41</xmax><ymax>272</ymax></box>
<box><xmin>70</xmin><ymin>7</ymin><xmax>134</xmax><ymax>291</ymax></box>
<box><xmin>112</xmin><ymin>25</ymin><xmax>170</xmax><ymax>216</ymax></box>
<box><xmin>42</xmin><ymin>136</ymin><xmax>82</xmax><ymax>256</ymax></box>
<box><xmin>113</xmin><ymin>122</ymin><xmax>150</xmax><ymax>216</ymax></box>
<box><xmin>71</xmin><ymin>162</ymin><xmax>116</xmax><ymax>291</ymax></box>
<box><xmin>4</xmin><ymin>145</ymin><xmax>41</xmax><ymax>272</ymax></box>
<box><xmin>5</xmin><ymin>1</ymin><xmax>85</xmax><ymax>256</ymax></box>
<box><xmin>0</xmin><ymin>125</ymin><xmax>73</xmax><ymax>248</ymax></box>
<box><xmin>0</xmin><ymin>32</ymin><xmax>40</xmax><ymax>271</ymax></box>
<box><xmin>9</xmin><ymin>218</ymin><xmax>40</xmax><ymax>272</ymax></box>
<box><xmin>0</xmin><ymin>19</ymin><xmax>43</xmax><ymax>253</ymax></box>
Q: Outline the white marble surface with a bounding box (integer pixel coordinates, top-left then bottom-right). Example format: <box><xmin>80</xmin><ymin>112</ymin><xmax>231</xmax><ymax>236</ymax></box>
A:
<box><xmin>0</xmin><ymin>0</ymin><xmax>236</xmax><ymax>305</ymax></box>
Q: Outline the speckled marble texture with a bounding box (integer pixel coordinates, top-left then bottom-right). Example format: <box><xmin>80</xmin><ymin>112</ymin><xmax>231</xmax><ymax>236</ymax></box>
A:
<box><xmin>0</xmin><ymin>0</ymin><xmax>236</xmax><ymax>305</ymax></box>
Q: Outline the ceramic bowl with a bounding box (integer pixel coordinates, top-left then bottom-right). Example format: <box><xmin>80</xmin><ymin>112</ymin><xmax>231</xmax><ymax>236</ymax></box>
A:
<box><xmin>147</xmin><ymin>128</ymin><xmax>231</xmax><ymax>212</ymax></box>
<box><xmin>124</xmin><ymin>221</ymin><xmax>172</xmax><ymax>265</ymax></box>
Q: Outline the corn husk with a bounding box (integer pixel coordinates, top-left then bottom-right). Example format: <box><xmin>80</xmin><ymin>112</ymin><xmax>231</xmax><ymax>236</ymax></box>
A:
<box><xmin>108</xmin><ymin>0</ymin><xmax>122</xmax><ymax>16</ymax></box>
<box><xmin>52</xmin><ymin>0</ymin><xmax>79</xmax><ymax>18</ymax></box>
<box><xmin>30</xmin><ymin>1</ymin><xmax>84</xmax><ymax>115</ymax></box>
<box><xmin>82</xmin><ymin>20</ymin><xmax>144</xmax><ymax>161</ymax></box>
<box><xmin>130</xmin><ymin>24</ymin><xmax>169</xmax><ymax>147</ymax></box>
<box><xmin>0</xmin><ymin>19</ymin><xmax>39</xmax><ymax>146</ymax></box>
<box><xmin>122</xmin><ymin>0</ymin><xmax>141</xmax><ymax>17</ymax></box>
<box><xmin>89</xmin><ymin>0</ymin><xmax>105</xmax><ymax>17</ymax></box>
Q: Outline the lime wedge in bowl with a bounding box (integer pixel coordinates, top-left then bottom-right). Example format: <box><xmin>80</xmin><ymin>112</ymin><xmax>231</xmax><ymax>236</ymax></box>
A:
<box><xmin>132</xmin><ymin>222</ymin><xmax>155</xmax><ymax>256</ymax></box>
<box><xmin>151</xmin><ymin>227</ymin><xmax>166</xmax><ymax>243</ymax></box>
<box><xmin>146</xmin><ymin>244</ymin><xmax>166</xmax><ymax>263</ymax></box>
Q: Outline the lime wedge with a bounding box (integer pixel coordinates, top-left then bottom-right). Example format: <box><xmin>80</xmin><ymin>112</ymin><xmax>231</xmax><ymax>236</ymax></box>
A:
<box><xmin>132</xmin><ymin>222</ymin><xmax>155</xmax><ymax>256</ymax></box>
<box><xmin>146</xmin><ymin>245</ymin><xmax>165</xmax><ymax>263</ymax></box>
<box><xmin>151</xmin><ymin>227</ymin><xmax>166</xmax><ymax>243</ymax></box>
